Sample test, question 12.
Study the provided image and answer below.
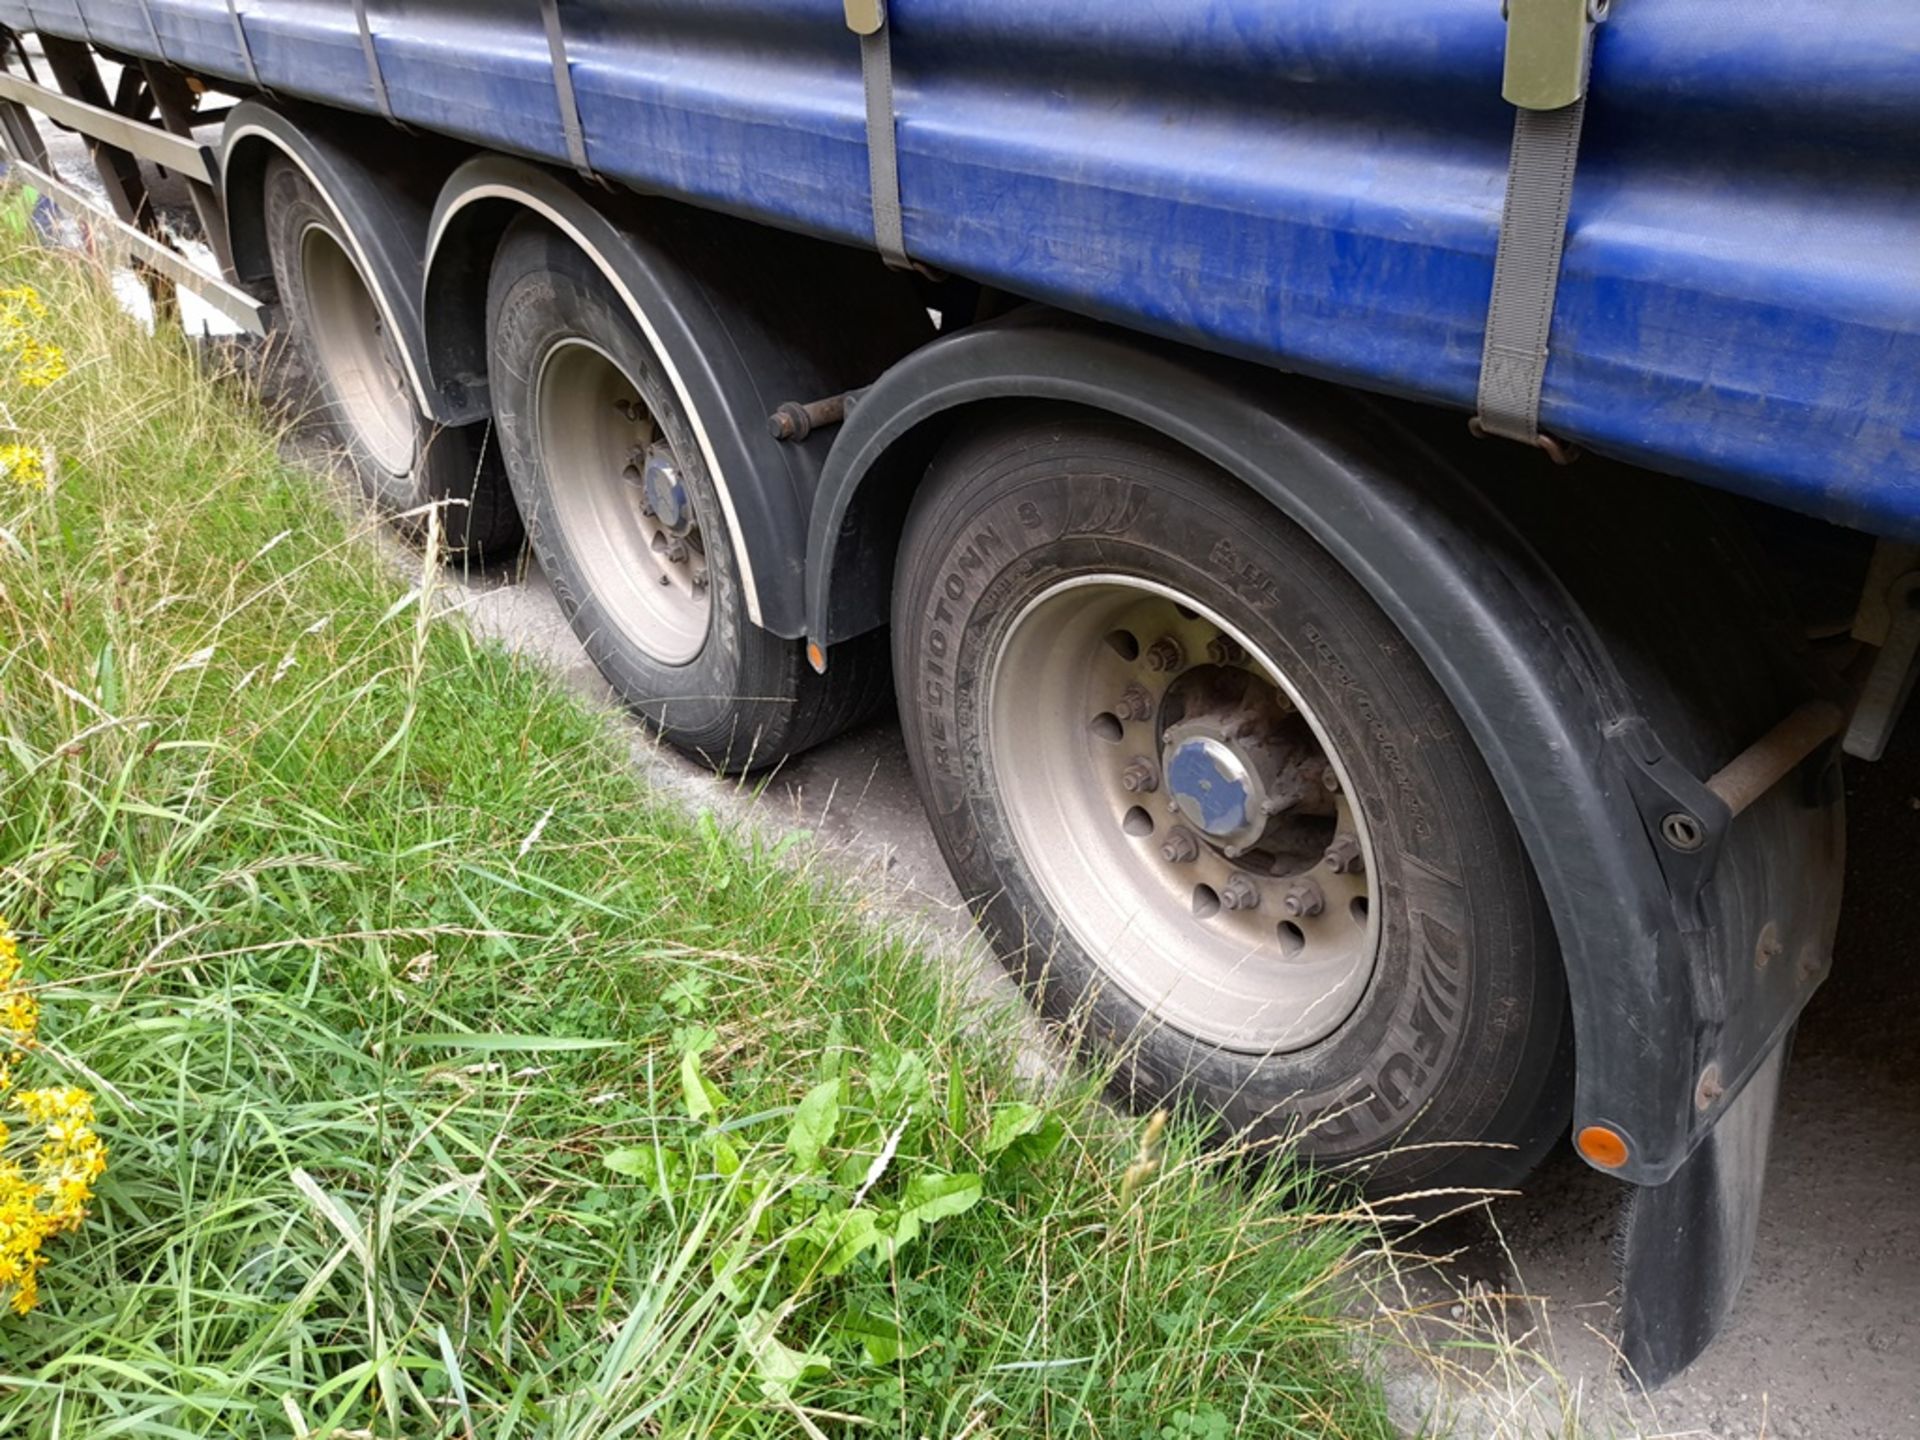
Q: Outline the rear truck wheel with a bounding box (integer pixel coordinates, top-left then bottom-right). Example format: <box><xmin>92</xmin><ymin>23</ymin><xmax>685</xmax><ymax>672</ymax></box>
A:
<box><xmin>486</xmin><ymin>218</ymin><xmax>879</xmax><ymax>772</ymax></box>
<box><xmin>263</xmin><ymin>158</ymin><xmax>521</xmax><ymax>559</ymax></box>
<box><xmin>894</xmin><ymin>411</ymin><xmax>1572</xmax><ymax>1195</ymax></box>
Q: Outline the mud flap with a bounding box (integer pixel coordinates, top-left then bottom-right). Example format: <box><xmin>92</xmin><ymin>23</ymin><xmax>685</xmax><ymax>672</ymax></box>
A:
<box><xmin>1616</xmin><ymin>1033</ymin><xmax>1791</xmax><ymax>1387</ymax></box>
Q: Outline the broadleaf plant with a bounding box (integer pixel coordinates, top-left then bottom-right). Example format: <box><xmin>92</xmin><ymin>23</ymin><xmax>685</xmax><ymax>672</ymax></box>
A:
<box><xmin>601</xmin><ymin>1035</ymin><xmax>1046</xmax><ymax>1401</ymax></box>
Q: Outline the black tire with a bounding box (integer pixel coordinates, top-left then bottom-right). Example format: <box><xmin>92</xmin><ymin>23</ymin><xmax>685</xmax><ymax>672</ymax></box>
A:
<box><xmin>263</xmin><ymin>158</ymin><xmax>521</xmax><ymax>559</ymax></box>
<box><xmin>893</xmin><ymin>409</ymin><xmax>1572</xmax><ymax>1195</ymax></box>
<box><xmin>485</xmin><ymin>217</ymin><xmax>887</xmax><ymax>772</ymax></box>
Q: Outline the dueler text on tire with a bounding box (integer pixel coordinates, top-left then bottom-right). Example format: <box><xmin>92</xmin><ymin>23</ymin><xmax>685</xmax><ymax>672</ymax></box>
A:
<box><xmin>485</xmin><ymin>217</ymin><xmax>878</xmax><ymax>772</ymax></box>
<box><xmin>892</xmin><ymin>409</ymin><xmax>1572</xmax><ymax>1194</ymax></box>
<box><xmin>263</xmin><ymin>158</ymin><xmax>521</xmax><ymax>559</ymax></box>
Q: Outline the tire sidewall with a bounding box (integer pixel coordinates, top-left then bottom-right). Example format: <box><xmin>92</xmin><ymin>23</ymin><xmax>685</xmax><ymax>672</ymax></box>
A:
<box><xmin>895</xmin><ymin>418</ymin><xmax>1566</xmax><ymax>1190</ymax></box>
<box><xmin>263</xmin><ymin>159</ymin><xmax>460</xmax><ymax>517</ymax></box>
<box><xmin>486</xmin><ymin>226</ymin><xmax>769</xmax><ymax>750</ymax></box>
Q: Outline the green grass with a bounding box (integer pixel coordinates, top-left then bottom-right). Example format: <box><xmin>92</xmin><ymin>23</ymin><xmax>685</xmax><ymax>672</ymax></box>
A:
<box><xmin>0</xmin><ymin>229</ymin><xmax>1400</xmax><ymax>1438</ymax></box>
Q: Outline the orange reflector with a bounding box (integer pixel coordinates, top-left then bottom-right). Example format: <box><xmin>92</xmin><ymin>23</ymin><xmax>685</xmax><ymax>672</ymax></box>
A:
<box><xmin>806</xmin><ymin>641</ymin><xmax>828</xmax><ymax>674</ymax></box>
<box><xmin>1575</xmin><ymin>1124</ymin><xmax>1630</xmax><ymax>1170</ymax></box>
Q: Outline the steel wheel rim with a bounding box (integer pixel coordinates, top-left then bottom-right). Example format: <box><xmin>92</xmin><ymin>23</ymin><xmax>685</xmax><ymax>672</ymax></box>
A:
<box><xmin>986</xmin><ymin>575</ymin><xmax>1382</xmax><ymax>1053</ymax></box>
<box><xmin>534</xmin><ymin>338</ymin><xmax>710</xmax><ymax>666</ymax></box>
<box><xmin>298</xmin><ymin>223</ymin><xmax>415</xmax><ymax>476</ymax></box>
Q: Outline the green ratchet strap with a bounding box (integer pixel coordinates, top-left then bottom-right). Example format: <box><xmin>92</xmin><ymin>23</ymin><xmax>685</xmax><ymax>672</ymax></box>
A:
<box><xmin>845</xmin><ymin>0</ymin><xmax>910</xmax><ymax>270</ymax></box>
<box><xmin>1475</xmin><ymin>0</ymin><xmax>1609</xmax><ymax>452</ymax></box>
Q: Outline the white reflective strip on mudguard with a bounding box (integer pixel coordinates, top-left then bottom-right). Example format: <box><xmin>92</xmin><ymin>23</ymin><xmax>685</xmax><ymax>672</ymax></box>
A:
<box><xmin>427</xmin><ymin>185</ymin><xmax>763</xmax><ymax>626</ymax></box>
<box><xmin>223</xmin><ymin>123</ymin><xmax>435</xmax><ymax>417</ymax></box>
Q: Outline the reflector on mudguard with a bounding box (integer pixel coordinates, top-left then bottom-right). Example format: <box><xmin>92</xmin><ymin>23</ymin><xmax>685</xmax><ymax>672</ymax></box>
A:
<box><xmin>1617</xmin><ymin>1036</ymin><xmax>1791</xmax><ymax>1387</ymax></box>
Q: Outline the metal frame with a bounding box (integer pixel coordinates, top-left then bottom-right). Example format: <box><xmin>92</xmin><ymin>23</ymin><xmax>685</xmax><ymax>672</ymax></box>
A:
<box><xmin>31</xmin><ymin>33</ymin><xmax>161</xmax><ymax>245</ymax></box>
<box><xmin>3</xmin><ymin>155</ymin><xmax>265</xmax><ymax>334</ymax></box>
<box><xmin>0</xmin><ymin>27</ymin><xmax>259</xmax><ymax>332</ymax></box>
<box><xmin>0</xmin><ymin>69</ymin><xmax>215</xmax><ymax>183</ymax></box>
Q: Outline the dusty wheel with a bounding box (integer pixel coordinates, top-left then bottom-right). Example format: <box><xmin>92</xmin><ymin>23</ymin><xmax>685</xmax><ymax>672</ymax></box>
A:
<box><xmin>263</xmin><ymin>158</ymin><xmax>520</xmax><ymax>559</ymax></box>
<box><xmin>486</xmin><ymin>217</ymin><xmax>882</xmax><ymax>771</ymax></box>
<box><xmin>894</xmin><ymin>410</ymin><xmax>1572</xmax><ymax>1194</ymax></box>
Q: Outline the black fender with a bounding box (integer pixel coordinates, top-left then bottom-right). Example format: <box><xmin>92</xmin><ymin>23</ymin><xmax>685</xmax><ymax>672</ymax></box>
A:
<box><xmin>221</xmin><ymin>100</ymin><xmax>473</xmax><ymax>424</ymax></box>
<box><xmin>806</xmin><ymin>309</ymin><xmax>1845</xmax><ymax>1187</ymax></box>
<box><xmin>420</xmin><ymin>155</ymin><xmax>931</xmax><ymax>636</ymax></box>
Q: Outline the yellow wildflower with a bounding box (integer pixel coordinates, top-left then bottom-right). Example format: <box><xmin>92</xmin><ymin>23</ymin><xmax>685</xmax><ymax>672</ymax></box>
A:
<box><xmin>0</xmin><ymin>285</ymin><xmax>48</xmax><ymax>328</ymax></box>
<box><xmin>12</xmin><ymin>1088</ymin><xmax>89</xmax><ymax>1124</ymax></box>
<box><xmin>0</xmin><ymin>917</ymin><xmax>34</xmax><ymax>1095</ymax></box>
<box><xmin>1</xmin><ymin>443</ymin><xmax>47</xmax><ymax>492</ymax></box>
<box><xmin>0</xmin><ymin>992</ymin><xmax>37</xmax><ymax>1039</ymax></box>
<box><xmin>0</xmin><ymin>285</ymin><xmax>67</xmax><ymax>391</ymax></box>
<box><xmin>9</xmin><ymin>338</ymin><xmax>65</xmax><ymax>388</ymax></box>
<box><xmin>0</xmin><ymin>919</ymin><xmax>106</xmax><ymax>1315</ymax></box>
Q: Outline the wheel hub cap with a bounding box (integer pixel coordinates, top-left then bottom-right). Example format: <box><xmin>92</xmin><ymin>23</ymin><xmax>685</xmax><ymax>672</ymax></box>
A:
<box><xmin>640</xmin><ymin>443</ymin><xmax>694</xmax><ymax>534</ymax></box>
<box><xmin>534</xmin><ymin>339</ymin><xmax>711</xmax><ymax>665</ymax></box>
<box><xmin>1162</xmin><ymin>727</ymin><xmax>1260</xmax><ymax>847</ymax></box>
<box><xmin>986</xmin><ymin>576</ymin><xmax>1381</xmax><ymax>1053</ymax></box>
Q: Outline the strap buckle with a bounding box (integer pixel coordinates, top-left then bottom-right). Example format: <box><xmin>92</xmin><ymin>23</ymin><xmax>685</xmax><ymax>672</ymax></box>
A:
<box><xmin>843</xmin><ymin>0</ymin><xmax>885</xmax><ymax>38</ymax></box>
<box><xmin>1502</xmin><ymin>0</ymin><xmax>1608</xmax><ymax>111</ymax></box>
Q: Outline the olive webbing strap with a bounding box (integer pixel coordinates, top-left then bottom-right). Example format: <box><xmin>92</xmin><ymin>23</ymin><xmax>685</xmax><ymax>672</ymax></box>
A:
<box><xmin>1475</xmin><ymin>1</ymin><xmax>1606</xmax><ymax>449</ymax></box>
<box><xmin>846</xmin><ymin>0</ymin><xmax>909</xmax><ymax>270</ymax></box>
<box><xmin>222</xmin><ymin>0</ymin><xmax>268</xmax><ymax>97</ymax></box>
<box><xmin>539</xmin><ymin>0</ymin><xmax>596</xmax><ymax>182</ymax></box>
<box><xmin>131</xmin><ymin>0</ymin><xmax>168</xmax><ymax>65</ymax></box>
<box><xmin>351</xmin><ymin>0</ymin><xmax>398</xmax><ymax>126</ymax></box>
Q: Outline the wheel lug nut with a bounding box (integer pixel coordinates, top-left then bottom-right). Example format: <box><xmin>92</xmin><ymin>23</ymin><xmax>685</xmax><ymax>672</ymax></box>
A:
<box><xmin>1282</xmin><ymin>879</ymin><xmax>1325</xmax><ymax>918</ymax></box>
<box><xmin>1144</xmin><ymin>636</ymin><xmax>1184</xmax><ymax>673</ymax></box>
<box><xmin>1120</xmin><ymin>758</ymin><xmax>1159</xmax><ymax>793</ymax></box>
<box><xmin>1321</xmin><ymin>766</ymin><xmax>1341</xmax><ymax>795</ymax></box>
<box><xmin>1205</xmin><ymin>636</ymin><xmax>1246</xmax><ymax>665</ymax></box>
<box><xmin>1160</xmin><ymin>827</ymin><xmax>1200</xmax><ymax>864</ymax></box>
<box><xmin>1116</xmin><ymin>683</ymin><xmax>1155</xmax><ymax>722</ymax></box>
<box><xmin>1324</xmin><ymin>834</ymin><xmax>1364</xmax><ymax>875</ymax></box>
<box><xmin>1221</xmin><ymin>875</ymin><xmax>1261</xmax><ymax>911</ymax></box>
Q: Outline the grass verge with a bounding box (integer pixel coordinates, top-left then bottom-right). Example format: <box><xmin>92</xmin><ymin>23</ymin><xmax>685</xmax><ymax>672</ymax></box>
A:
<box><xmin>0</xmin><ymin>228</ymin><xmax>1399</xmax><ymax>1437</ymax></box>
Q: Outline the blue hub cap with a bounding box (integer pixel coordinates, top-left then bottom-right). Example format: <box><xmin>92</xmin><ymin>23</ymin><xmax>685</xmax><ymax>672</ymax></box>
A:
<box><xmin>1165</xmin><ymin>736</ymin><xmax>1255</xmax><ymax>839</ymax></box>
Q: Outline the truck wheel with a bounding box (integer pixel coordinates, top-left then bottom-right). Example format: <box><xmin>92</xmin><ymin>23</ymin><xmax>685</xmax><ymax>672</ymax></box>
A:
<box><xmin>894</xmin><ymin>411</ymin><xmax>1572</xmax><ymax>1194</ymax></box>
<box><xmin>263</xmin><ymin>159</ymin><xmax>520</xmax><ymax>559</ymax></box>
<box><xmin>485</xmin><ymin>218</ymin><xmax>881</xmax><ymax>771</ymax></box>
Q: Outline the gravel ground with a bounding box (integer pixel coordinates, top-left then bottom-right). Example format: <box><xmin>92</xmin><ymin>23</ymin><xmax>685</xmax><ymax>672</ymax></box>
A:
<box><xmin>12</xmin><ymin>119</ymin><xmax>1918</xmax><ymax>1439</ymax></box>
